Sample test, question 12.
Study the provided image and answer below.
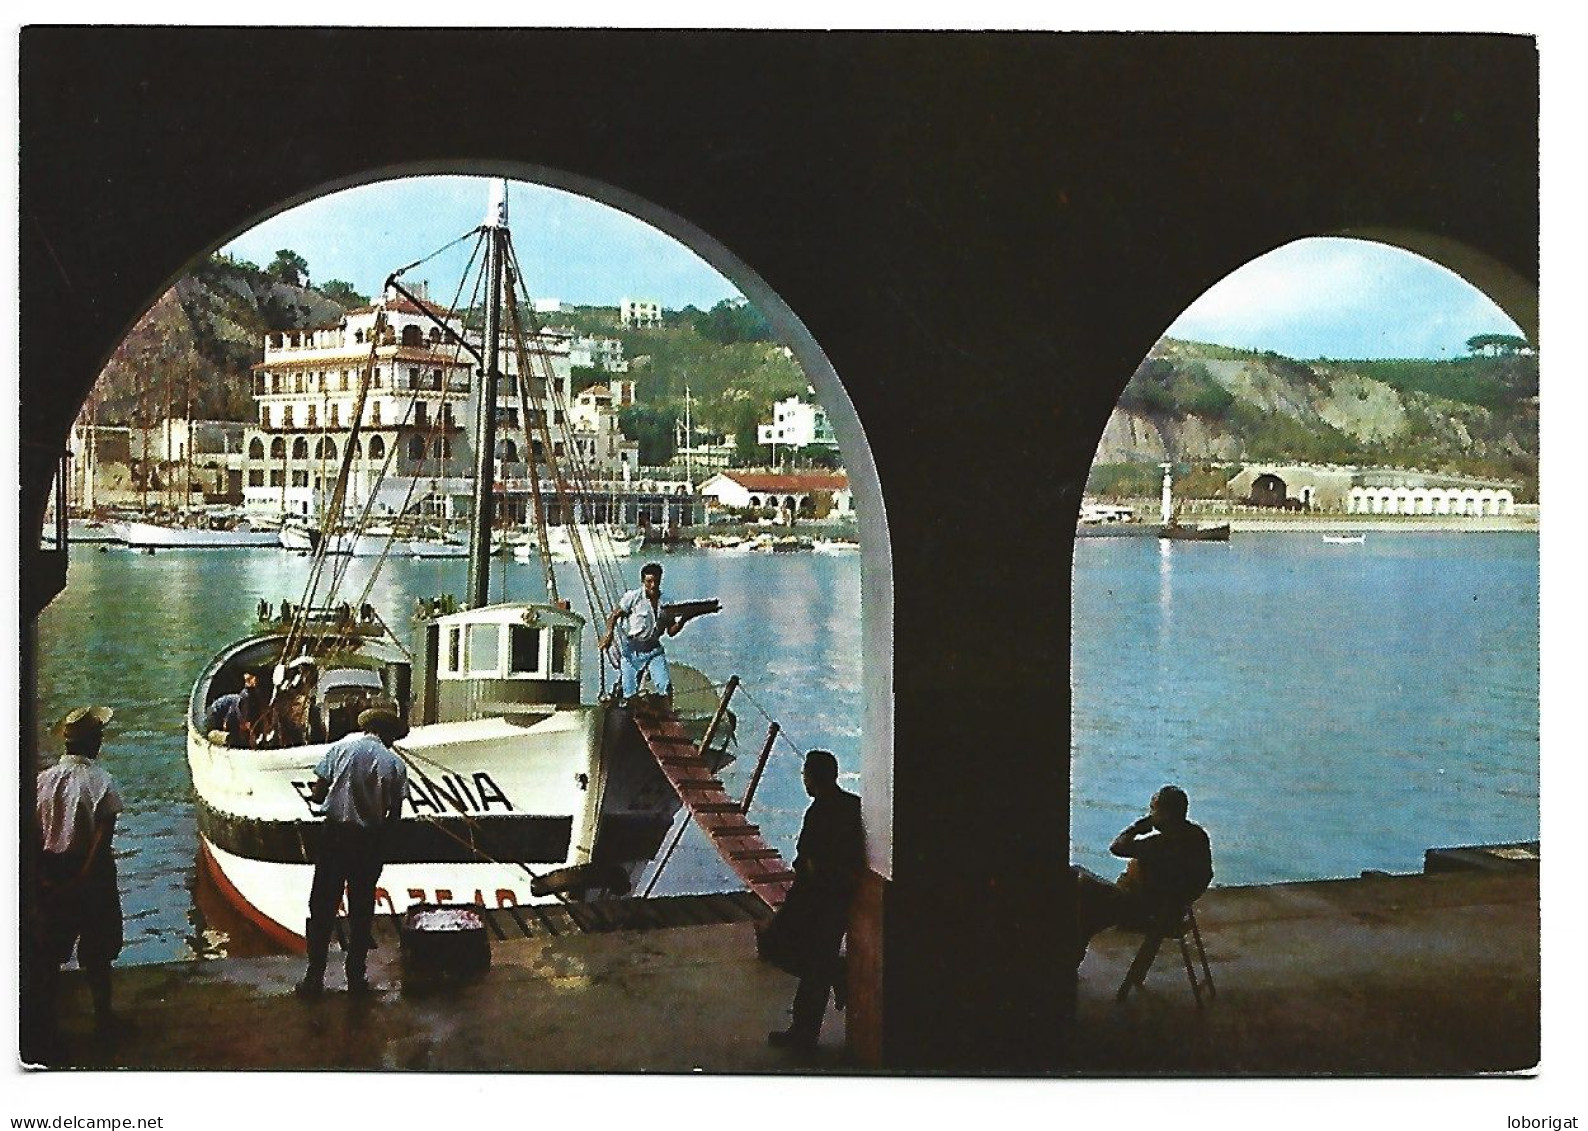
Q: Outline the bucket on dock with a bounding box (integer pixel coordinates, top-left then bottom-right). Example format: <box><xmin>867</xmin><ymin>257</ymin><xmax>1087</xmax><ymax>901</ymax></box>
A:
<box><xmin>399</xmin><ymin>903</ymin><xmax>490</xmax><ymax>991</ymax></box>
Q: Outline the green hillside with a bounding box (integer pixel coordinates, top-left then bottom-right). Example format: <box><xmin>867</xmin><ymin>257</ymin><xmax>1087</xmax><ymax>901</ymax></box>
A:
<box><xmin>1090</xmin><ymin>339</ymin><xmax>1539</xmax><ymax>500</ymax></box>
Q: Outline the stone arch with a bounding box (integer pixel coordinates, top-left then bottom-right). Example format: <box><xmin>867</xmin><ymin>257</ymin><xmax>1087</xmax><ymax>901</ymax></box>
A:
<box><xmin>270</xmin><ymin>437</ymin><xmax>286</xmax><ymax>460</ymax></box>
<box><xmin>248</xmin><ymin>437</ymin><xmax>264</xmax><ymax>460</ymax></box>
<box><xmin>1251</xmin><ymin>473</ymin><xmax>1288</xmax><ymax>507</ymax></box>
<box><xmin>314</xmin><ymin>437</ymin><xmax>337</xmax><ymax>461</ymax></box>
<box><xmin>367</xmin><ymin>435</ymin><xmax>386</xmax><ymax>461</ymax></box>
<box><xmin>291</xmin><ymin>437</ymin><xmax>308</xmax><ymax>460</ymax></box>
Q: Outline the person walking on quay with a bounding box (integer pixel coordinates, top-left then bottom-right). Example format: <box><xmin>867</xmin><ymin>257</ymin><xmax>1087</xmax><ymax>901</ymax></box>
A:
<box><xmin>597</xmin><ymin>562</ymin><xmax>684</xmax><ymax>703</ymax></box>
<box><xmin>759</xmin><ymin>749</ymin><xmax>865</xmax><ymax>1053</ymax></box>
<box><xmin>296</xmin><ymin>706</ymin><xmax>409</xmax><ymax>999</ymax></box>
<box><xmin>1070</xmin><ymin>784</ymin><xmax>1213</xmax><ymax>967</ymax></box>
<box><xmin>34</xmin><ymin>705</ymin><xmax>124</xmax><ymax>1034</ymax></box>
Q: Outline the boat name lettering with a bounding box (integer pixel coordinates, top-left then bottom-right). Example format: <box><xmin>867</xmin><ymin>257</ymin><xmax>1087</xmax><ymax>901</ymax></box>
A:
<box><xmin>291</xmin><ymin>772</ymin><xmax>515</xmax><ymax>814</ymax></box>
<box><xmin>406</xmin><ymin>772</ymin><xmax>515</xmax><ymax>815</ymax></box>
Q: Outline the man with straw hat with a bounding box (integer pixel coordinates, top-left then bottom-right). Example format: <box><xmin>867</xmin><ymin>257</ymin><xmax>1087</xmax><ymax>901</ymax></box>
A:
<box><xmin>35</xmin><ymin>705</ymin><xmax>124</xmax><ymax>1034</ymax></box>
<box><xmin>296</xmin><ymin>704</ymin><xmax>409</xmax><ymax>999</ymax></box>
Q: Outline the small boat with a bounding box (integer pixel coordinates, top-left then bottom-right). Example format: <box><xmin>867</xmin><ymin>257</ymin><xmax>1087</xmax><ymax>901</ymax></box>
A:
<box><xmin>511</xmin><ymin>524</ymin><xmax>637</xmax><ymax>564</ymax></box>
<box><xmin>1322</xmin><ymin>533</ymin><xmax>1366</xmax><ymax>545</ymax></box>
<box><xmin>406</xmin><ymin>530</ymin><xmax>469</xmax><ymax>559</ymax></box>
<box><xmin>278</xmin><ymin>517</ymin><xmax>319</xmax><ymax>552</ymax></box>
<box><xmin>113</xmin><ymin>514</ymin><xmax>279</xmax><ymax>549</ymax></box>
<box><xmin>812</xmin><ymin>537</ymin><xmax>861</xmax><ymax>554</ymax></box>
<box><xmin>1159</xmin><ymin>522</ymin><xmax>1231</xmax><ymax>542</ymax></box>
<box><xmin>1154</xmin><ymin>464</ymin><xmax>1230</xmax><ymax>542</ymax></box>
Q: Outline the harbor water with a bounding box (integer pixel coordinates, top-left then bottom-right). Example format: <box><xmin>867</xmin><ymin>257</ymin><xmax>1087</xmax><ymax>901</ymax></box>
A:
<box><xmin>1071</xmin><ymin>531</ymin><xmax>1539</xmax><ymax>884</ymax></box>
<box><xmin>33</xmin><ymin>546</ymin><xmax>863</xmax><ymax>965</ymax></box>
<box><xmin>32</xmin><ymin>532</ymin><xmax>1537</xmax><ymax>965</ymax></box>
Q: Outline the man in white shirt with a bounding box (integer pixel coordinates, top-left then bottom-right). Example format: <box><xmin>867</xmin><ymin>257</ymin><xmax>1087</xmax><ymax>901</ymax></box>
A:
<box><xmin>35</xmin><ymin>705</ymin><xmax>123</xmax><ymax>1032</ymax></box>
<box><xmin>296</xmin><ymin>706</ymin><xmax>410</xmax><ymax>998</ymax></box>
<box><xmin>597</xmin><ymin>562</ymin><xmax>684</xmax><ymax>702</ymax></box>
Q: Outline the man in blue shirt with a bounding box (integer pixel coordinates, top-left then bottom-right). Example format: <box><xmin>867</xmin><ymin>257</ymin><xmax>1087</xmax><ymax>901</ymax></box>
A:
<box><xmin>203</xmin><ymin>668</ymin><xmax>264</xmax><ymax>748</ymax></box>
<box><xmin>597</xmin><ymin>562</ymin><xmax>685</xmax><ymax>702</ymax></box>
<box><xmin>295</xmin><ymin>706</ymin><xmax>409</xmax><ymax>998</ymax></box>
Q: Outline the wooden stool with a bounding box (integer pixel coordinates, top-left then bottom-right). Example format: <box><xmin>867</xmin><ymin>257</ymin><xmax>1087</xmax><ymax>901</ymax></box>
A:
<box><xmin>1116</xmin><ymin>905</ymin><xmax>1214</xmax><ymax>1007</ymax></box>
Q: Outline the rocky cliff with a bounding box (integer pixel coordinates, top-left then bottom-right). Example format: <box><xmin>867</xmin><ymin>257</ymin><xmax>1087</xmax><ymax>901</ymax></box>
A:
<box><xmin>1092</xmin><ymin>339</ymin><xmax>1538</xmax><ymax>497</ymax></box>
<box><xmin>90</xmin><ymin>256</ymin><xmax>348</xmax><ymax>424</ymax></box>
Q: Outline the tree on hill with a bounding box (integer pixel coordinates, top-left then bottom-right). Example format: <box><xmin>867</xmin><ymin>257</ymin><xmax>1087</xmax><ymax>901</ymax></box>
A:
<box><xmin>320</xmin><ymin>279</ymin><xmax>366</xmax><ymax>307</ymax></box>
<box><xmin>693</xmin><ymin>298</ymin><xmax>772</xmax><ymax>345</ymax></box>
<box><xmin>618</xmin><ymin>405</ymin><xmax>679</xmax><ymax>465</ymax></box>
<box><xmin>267</xmin><ymin>248</ymin><xmax>310</xmax><ymax>287</ymax></box>
<box><xmin>1466</xmin><ymin>332</ymin><xmax>1530</xmax><ymax>357</ymax></box>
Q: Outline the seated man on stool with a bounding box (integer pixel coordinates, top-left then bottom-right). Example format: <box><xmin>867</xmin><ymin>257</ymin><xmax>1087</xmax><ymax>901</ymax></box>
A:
<box><xmin>1071</xmin><ymin>784</ymin><xmax>1212</xmax><ymax>967</ymax></box>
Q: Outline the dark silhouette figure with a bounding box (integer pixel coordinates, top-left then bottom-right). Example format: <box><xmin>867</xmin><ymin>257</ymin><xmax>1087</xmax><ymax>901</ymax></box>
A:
<box><xmin>759</xmin><ymin>749</ymin><xmax>865</xmax><ymax>1052</ymax></box>
<box><xmin>1071</xmin><ymin>785</ymin><xmax>1213</xmax><ymax>967</ymax></box>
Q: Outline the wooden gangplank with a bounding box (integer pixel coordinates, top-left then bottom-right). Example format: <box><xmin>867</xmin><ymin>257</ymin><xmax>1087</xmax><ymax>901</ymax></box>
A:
<box><xmin>628</xmin><ymin>698</ymin><xmax>797</xmax><ymax>909</ymax></box>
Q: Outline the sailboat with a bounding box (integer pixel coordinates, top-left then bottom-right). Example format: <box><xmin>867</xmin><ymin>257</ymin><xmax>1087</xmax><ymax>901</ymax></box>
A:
<box><xmin>185</xmin><ymin>183</ymin><xmax>750</xmax><ymax>946</ymax></box>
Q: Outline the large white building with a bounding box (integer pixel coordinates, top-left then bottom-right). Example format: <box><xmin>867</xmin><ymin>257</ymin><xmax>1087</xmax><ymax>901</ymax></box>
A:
<box><xmin>757</xmin><ymin>394</ymin><xmax>837</xmax><ymax>452</ymax></box>
<box><xmin>620</xmin><ymin>298</ymin><xmax>663</xmax><ymax>328</ymax></box>
<box><xmin>241</xmin><ymin>291</ymin><xmax>589</xmax><ymax>521</ymax></box>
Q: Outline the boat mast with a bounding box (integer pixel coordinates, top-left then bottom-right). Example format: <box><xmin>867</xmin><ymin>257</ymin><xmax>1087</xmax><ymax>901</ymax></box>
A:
<box><xmin>468</xmin><ymin>181</ymin><xmax>508</xmax><ymax>608</ymax></box>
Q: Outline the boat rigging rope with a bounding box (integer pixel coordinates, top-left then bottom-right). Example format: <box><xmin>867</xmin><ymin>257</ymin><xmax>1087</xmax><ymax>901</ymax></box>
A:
<box><xmin>386</xmin><ymin>740</ymin><xmax>586</xmax><ymax>906</ymax></box>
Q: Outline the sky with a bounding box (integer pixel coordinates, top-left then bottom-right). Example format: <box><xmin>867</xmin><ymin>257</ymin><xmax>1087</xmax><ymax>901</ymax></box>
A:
<box><xmin>220</xmin><ymin>175</ymin><xmax>744</xmax><ymax>312</ymax></box>
<box><xmin>1164</xmin><ymin>237</ymin><xmax>1527</xmax><ymax>360</ymax></box>
<box><xmin>226</xmin><ymin>178</ymin><xmax>1525</xmax><ymax>362</ymax></box>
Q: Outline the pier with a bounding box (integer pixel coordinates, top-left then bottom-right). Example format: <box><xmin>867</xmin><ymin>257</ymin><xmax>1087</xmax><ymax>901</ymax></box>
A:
<box><xmin>32</xmin><ymin>850</ymin><xmax>1537</xmax><ymax>1075</ymax></box>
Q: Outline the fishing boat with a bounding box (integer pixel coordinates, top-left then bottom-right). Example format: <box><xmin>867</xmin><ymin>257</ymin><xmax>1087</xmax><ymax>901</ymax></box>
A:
<box><xmin>1322</xmin><ymin>533</ymin><xmax>1366</xmax><ymax>545</ymax></box>
<box><xmin>1159</xmin><ymin>521</ymin><xmax>1231</xmax><ymax>542</ymax></box>
<box><xmin>186</xmin><ymin>182</ymin><xmax>766</xmax><ymax>947</ymax></box>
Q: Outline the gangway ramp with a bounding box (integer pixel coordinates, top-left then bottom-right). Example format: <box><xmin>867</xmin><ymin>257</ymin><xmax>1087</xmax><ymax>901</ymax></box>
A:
<box><xmin>627</xmin><ymin>693</ymin><xmax>796</xmax><ymax>909</ymax></box>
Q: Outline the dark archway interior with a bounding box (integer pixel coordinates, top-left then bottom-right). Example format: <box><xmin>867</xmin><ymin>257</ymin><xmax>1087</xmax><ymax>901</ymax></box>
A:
<box><xmin>20</xmin><ymin>31</ymin><xmax>1536</xmax><ymax>1072</ymax></box>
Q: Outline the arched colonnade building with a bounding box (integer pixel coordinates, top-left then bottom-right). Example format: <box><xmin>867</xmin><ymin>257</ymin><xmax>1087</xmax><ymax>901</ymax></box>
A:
<box><xmin>1347</xmin><ymin>485</ymin><xmax>1515</xmax><ymax>515</ymax></box>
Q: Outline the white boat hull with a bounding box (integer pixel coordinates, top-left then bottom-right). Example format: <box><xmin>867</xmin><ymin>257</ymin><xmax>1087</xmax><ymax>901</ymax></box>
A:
<box><xmin>187</xmin><ymin>704</ymin><xmax>667</xmax><ymax>941</ymax></box>
<box><xmin>513</xmin><ymin>526</ymin><xmax>637</xmax><ymax>563</ymax></box>
<box><xmin>113</xmin><ymin>520</ymin><xmax>279</xmax><ymax>549</ymax></box>
<box><xmin>406</xmin><ymin>538</ymin><xmax>468</xmax><ymax>559</ymax></box>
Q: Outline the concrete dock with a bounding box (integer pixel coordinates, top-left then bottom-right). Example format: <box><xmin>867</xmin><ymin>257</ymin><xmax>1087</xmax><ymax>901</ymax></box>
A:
<box><xmin>29</xmin><ymin>866</ymin><xmax>1538</xmax><ymax>1076</ymax></box>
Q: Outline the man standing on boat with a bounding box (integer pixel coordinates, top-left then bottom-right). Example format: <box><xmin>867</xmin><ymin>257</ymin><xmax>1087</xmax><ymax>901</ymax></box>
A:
<box><xmin>1070</xmin><ymin>785</ymin><xmax>1213</xmax><ymax>967</ymax></box>
<box><xmin>597</xmin><ymin>562</ymin><xmax>684</xmax><ymax>703</ymax></box>
<box><xmin>296</xmin><ymin>706</ymin><xmax>409</xmax><ymax>998</ymax></box>
<box><xmin>761</xmin><ymin>749</ymin><xmax>865</xmax><ymax>1053</ymax></box>
<box><xmin>203</xmin><ymin>667</ymin><xmax>265</xmax><ymax>748</ymax></box>
<box><xmin>34</xmin><ymin>705</ymin><xmax>124</xmax><ymax>1034</ymax></box>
